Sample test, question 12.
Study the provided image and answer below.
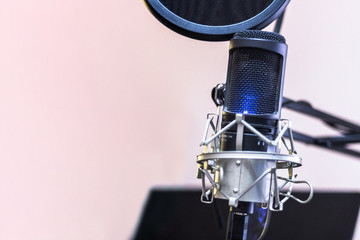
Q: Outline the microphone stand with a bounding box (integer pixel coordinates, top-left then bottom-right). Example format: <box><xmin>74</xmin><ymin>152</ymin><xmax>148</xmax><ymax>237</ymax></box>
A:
<box><xmin>282</xmin><ymin>97</ymin><xmax>360</xmax><ymax>159</ymax></box>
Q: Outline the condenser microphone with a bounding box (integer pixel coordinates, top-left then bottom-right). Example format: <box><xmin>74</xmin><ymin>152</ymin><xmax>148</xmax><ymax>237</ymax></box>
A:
<box><xmin>197</xmin><ymin>30</ymin><xmax>312</xmax><ymax>240</ymax></box>
<box><xmin>218</xmin><ymin>30</ymin><xmax>287</xmax><ymax>205</ymax></box>
<box><xmin>218</xmin><ymin>30</ymin><xmax>288</xmax><ymax>240</ymax></box>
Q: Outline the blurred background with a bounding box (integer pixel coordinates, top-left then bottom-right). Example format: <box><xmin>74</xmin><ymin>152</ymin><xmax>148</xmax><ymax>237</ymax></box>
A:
<box><xmin>0</xmin><ymin>0</ymin><xmax>359</xmax><ymax>239</ymax></box>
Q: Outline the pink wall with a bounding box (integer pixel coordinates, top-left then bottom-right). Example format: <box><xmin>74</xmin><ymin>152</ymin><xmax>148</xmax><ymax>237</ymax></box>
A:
<box><xmin>0</xmin><ymin>0</ymin><xmax>359</xmax><ymax>239</ymax></box>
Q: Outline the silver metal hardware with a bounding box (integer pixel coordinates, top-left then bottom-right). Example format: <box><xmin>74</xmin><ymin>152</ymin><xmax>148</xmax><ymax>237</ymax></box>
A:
<box><xmin>197</xmin><ymin>112</ymin><xmax>313</xmax><ymax>210</ymax></box>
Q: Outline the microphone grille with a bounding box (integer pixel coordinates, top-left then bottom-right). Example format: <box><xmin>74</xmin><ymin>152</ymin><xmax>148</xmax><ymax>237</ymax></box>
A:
<box><xmin>225</xmin><ymin>31</ymin><xmax>286</xmax><ymax>115</ymax></box>
<box><xmin>233</xmin><ymin>30</ymin><xmax>286</xmax><ymax>43</ymax></box>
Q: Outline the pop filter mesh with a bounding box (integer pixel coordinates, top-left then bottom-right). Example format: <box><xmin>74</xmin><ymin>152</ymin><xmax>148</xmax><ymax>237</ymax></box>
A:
<box><xmin>225</xmin><ymin>31</ymin><xmax>285</xmax><ymax>115</ymax></box>
<box><xmin>159</xmin><ymin>0</ymin><xmax>274</xmax><ymax>26</ymax></box>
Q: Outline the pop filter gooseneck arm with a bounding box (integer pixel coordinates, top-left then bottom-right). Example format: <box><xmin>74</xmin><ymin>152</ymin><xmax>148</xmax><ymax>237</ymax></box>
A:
<box><xmin>273</xmin><ymin>12</ymin><xmax>285</xmax><ymax>33</ymax></box>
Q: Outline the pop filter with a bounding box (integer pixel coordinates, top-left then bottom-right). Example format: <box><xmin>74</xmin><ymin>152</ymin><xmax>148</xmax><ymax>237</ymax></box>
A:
<box><xmin>143</xmin><ymin>0</ymin><xmax>290</xmax><ymax>41</ymax></box>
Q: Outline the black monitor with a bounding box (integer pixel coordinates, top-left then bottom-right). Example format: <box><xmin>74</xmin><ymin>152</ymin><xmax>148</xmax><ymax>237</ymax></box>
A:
<box><xmin>133</xmin><ymin>188</ymin><xmax>360</xmax><ymax>240</ymax></box>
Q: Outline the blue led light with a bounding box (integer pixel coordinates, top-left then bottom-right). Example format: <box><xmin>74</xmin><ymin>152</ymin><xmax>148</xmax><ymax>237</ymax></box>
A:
<box><xmin>240</xmin><ymin>94</ymin><xmax>258</xmax><ymax>114</ymax></box>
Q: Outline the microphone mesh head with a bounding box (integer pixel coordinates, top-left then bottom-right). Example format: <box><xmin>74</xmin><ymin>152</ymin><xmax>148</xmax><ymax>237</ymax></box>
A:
<box><xmin>233</xmin><ymin>30</ymin><xmax>286</xmax><ymax>43</ymax></box>
<box><xmin>225</xmin><ymin>30</ymin><xmax>285</xmax><ymax>115</ymax></box>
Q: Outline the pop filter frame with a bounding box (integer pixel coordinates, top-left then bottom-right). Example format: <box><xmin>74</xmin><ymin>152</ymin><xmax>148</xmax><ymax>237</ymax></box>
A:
<box><xmin>144</xmin><ymin>0</ymin><xmax>290</xmax><ymax>41</ymax></box>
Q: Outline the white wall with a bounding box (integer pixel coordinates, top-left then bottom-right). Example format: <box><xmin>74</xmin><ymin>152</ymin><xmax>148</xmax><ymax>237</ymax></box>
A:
<box><xmin>0</xmin><ymin>0</ymin><xmax>359</xmax><ymax>239</ymax></box>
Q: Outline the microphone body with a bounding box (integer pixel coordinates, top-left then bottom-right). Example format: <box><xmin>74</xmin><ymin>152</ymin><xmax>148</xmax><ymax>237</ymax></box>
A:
<box><xmin>197</xmin><ymin>30</ymin><xmax>312</xmax><ymax>240</ymax></box>
<box><xmin>215</xmin><ymin>30</ymin><xmax>288</xmax><ymax>206</ymax></box>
